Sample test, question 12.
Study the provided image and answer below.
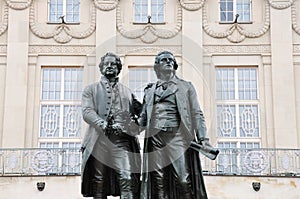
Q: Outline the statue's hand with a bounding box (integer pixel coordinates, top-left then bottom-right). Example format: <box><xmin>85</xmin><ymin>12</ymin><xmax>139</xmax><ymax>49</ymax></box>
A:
<box><xmin>100</xmin><ymin>121</ymin><xmax>108</xmax><ymax>131</ymax></box>
<box><xmin>111</xmin><ymin>123</ymin><xmax>124</xmax><ymax>135</ymax></box>
<box><xmin>198</xmin><ymin>137</ymin><xmax>210</xmax><ymax>146</ymax></box>
<box><xmin>127</xmin><ymin>119</ymin><xmax>141</xmax><ymax>136</ymax></box>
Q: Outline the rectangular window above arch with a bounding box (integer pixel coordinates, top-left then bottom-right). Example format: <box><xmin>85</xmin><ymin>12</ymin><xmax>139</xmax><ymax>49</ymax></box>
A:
<box><xmin>134</xmin><ymin>0</ymin><xmax>165</xmax><ymax>23</ymax></box>
<box><xmin>220</xmin><ymin>0</ymin><xmax>251</xmax><ymax>23</ymax></box>
<box><xmin>48</xmin><ymin>0</ymin><xmax>80</xmax><ymax>23</ymax></box>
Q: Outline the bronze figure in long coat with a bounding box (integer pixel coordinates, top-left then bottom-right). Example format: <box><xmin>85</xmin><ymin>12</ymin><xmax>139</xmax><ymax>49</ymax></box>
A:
<box><xmin>138</xmin><ymin>51</ymin><xmax>210</xmax><ymax>199</ymax></box>
<box><xmin>81</xmin><ymin>52</ymin><xmax>141</xmax><ymax>199</ymax></box>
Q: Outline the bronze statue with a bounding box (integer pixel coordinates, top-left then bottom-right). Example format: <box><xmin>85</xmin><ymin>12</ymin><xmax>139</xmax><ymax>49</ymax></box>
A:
<box><xmin>138</xmin><ymin>51</ymin><xmax>216</xmax><ymax>199</ymax></box>
<box><xmin>81</xmin><ymin>52</ymin><xmax>142</xmax><ymax>199</ymax></box>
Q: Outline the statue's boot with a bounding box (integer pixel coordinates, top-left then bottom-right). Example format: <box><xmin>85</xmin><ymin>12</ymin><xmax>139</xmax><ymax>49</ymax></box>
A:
<box><xmin>154</xmin><ymin>191</ymin><xmax>168</xmax><ymax>199</ymax></box>
<box><xmin>93</xmin><ymin>182</ymin><xmax>106</xmax><ymax>199</ymax></box>
<box><xmin>178</xmin><ymin>183</ymin><xmax>193</xmax><ymax>199</ymax></box>
<box><xmin>119</xmin><ymin>179</ymin><xmax>134</xmax><ymax>199</ymax></box>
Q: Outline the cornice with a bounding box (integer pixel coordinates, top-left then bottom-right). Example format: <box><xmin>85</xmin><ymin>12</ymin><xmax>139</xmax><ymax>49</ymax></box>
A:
<box><xmin>0</xmin><ymin>4</ymin><xmax>8</xmax><ymax>36</ymax></box>
<box><xmin>179</xmin><ymin>0</ymin><xmax>205</xmax><ymax>11</ymax></box>
<box><xmin>29</xmin><ymin>2</ymin><xmax>96</xmax><ymax>44</ymax></box>
<box><xmin>94</xmin><ymin>0</ymin><xmax>119</xmax><ymax>11</ymax></box>
<box><xmin>268</xmin><ymin>0</ymin><xmax>295</xmax><ymax>9</ymax></box>
<box><xmin>116</xmin><ymin>3</ymin><xmax>182</xmax><ymax>44</ymax></box>
<box><xmin>203</xmin><ymin>1</ymin><xmax>270</xmax><ymax>43</ymax></box>
<box><xmin>6</xmin><ymin>0</ymin><xmax>32</xmax><ymax>10</ymax></box>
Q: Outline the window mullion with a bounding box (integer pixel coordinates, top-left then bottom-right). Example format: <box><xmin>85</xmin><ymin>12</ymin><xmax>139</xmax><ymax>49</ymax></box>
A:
<box><xmin>147</xmin><ymin>0</ymin><xmax>151</xmax><ymax>17</ymax></box>
<box><xmin>63</xmin><ymin>0</ymin><xmax>67</xmax><ymax>16</ymax></box>
<box><xmin>59</xmin><ymin>68</ymin><xmax>65</xmax><ymax>138</ymax></box>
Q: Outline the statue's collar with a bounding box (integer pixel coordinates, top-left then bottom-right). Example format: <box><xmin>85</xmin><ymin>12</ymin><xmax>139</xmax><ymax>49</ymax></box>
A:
<box><xmin>101</xmin><ymin>76</ymin><xmax>119</xmax><ymax>84</ymax></box>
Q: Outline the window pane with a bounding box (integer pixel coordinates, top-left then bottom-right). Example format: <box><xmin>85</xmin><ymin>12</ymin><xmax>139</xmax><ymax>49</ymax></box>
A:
<box><xmin>129</xmin><ymin>67</ymin><xmax>157</xmax><ymax>101</ymax></box>
<box><xmin>217</xmin><ymin>142</ymin><xmax>238</xmax><ymax>174</ymax></box>
<box><xmin>42</xmin><ymin>68</ymin><xmax>61</xmax><ymax>100</ymax></box>
<box><xmin>63</xmin><ymin>105</ymin><xmax>82</xmax><ymax>138</ymax></box>
<box><xmin>66</xmin><ymin>0</ymin><xmax>80</xmax><ymax>22</ymax></box>
<box><xmin>216</xmin><ymin>68</ymin><xmax>235</xmax><ymax>100</ymax></box>
<box><xmin>40</xmin><ymin>105</ymin><xmax>60</xmax><ymax>138</ymax></box>
<box><xmin>238</xmin><ymin>68</ymin><xmax>257</xmax><ymax>100</ymax></box>
<box><xmin>40</xmin><ymin>142</ymin><xmax>59</xmax><ymax>148</ymax></box>
<box><xmin>239</xmin><ymin>105</ymin><xmax>259</xmax><ymax>137</ymax></box>
<box><xmin>236</xmin><ymin>0</ymin><xmax>251</xmax><ymax>22</ymax></box>
<box><xmin>62</xmin><ymin>142</ymin><xmax>81</xmax><ymax>173</ymax></box>
<box><xmin>134</xmin><ymin>0</ymin><xmax>148</xmax><ymax>23</ymax></box>
<box><xmin>49</xmin><ymin>0</ymin><xmax>63</xmax><ymax>23</ymax></box>
<box><xmin>217</xmin><ymin>105</ymin><xmax>236</xmax><ymax>137</ymax></box>
<box><xmin>151</xmin><ymin>0</ymin><xmax>164</xmax><ymax>23</ymax></box>
<box><xmin>64</xmin><ymin>68</ymin><xmax>83</xmax><ymax>100</ymax></box>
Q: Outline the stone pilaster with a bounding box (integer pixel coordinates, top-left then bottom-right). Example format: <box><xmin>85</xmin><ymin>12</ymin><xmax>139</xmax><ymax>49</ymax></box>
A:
<box><xmin>2</xmin><ymin>7</ymin><xmax>29</xmax><ymax>147</ymax></box>
<box><xmin>270</xmin><ymin>6</ymin><xmax>297</xmax><ymax>147</ymax></box>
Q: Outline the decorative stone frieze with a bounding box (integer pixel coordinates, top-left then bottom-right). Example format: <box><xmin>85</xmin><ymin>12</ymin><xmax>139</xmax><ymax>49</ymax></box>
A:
<box><xmin>0</xmin><ymin>4</ymin><xmax>8</xmax><ymax>36</ymax></box>
<box><xmin>179</xmin><ymin>0</ymin><xmax>205</xmax><ymax>11</ymax></box>
<box><xmin>0</xmin><ymin>45</ymin><xmax>7</xmax><ymax>53</ymax></box>
<box><xmin>29</xmin><ymin>3</ymin><xmax>96</xmax><ymax>44</ymax></box>
<box><xmin>94</xmin><ymin>0</ymin><xmax>119</xmax><ymax>11</ymax></box>
<box><xmin>117</xmin><ymin>3</ymin><xmax>182</xmax><ymax>44</ymax></box>
<box><xmin>28</xmin><ymin>45</ymin><xmax>95</xmax><ymax>55</ymax></box>
<box><xmin>268</xmin><ymin>0</ymin><xmax>295</xmax><ymax>9</ymax></box>
<box><xmin>293</xmin><ymin>44</ymin><xmax>300</xmax><ymax>53</ymax></box>
<box><xmin>203</xmin><ymin>45</ymin><xmax>271</xmax><ymax>54</ymax></box>
<box><xmin>203</xmin><ymin>1</ymin><xmax>270</xmax><ymax>43</ymax></box>
<box><xmin>117</xmin><ymin>46</ymin><xmax>181</xmax><ymax>55</ymax></box>
<box><xmin>6</xmin><ymin>0</ymin><xmax>32</xmax><ymax>10</ymax></box>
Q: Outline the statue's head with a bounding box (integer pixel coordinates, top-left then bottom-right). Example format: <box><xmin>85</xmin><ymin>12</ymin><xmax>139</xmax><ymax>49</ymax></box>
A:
<box><xmin>154</xmin><ymin>51</ymin><xmax>178</xmax><ymax>78</ymax></box>
<box><xmin>99</xmin><ymin>52</ymin><xmax>122</xmax><ymax>77</ymax></box>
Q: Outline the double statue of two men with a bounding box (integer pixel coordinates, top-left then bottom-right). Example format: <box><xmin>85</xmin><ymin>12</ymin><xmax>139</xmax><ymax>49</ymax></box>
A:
<box><xmin>81</xmin><ymin>51</ymin><xmax>217</xmax><ymax>199</ymax></box>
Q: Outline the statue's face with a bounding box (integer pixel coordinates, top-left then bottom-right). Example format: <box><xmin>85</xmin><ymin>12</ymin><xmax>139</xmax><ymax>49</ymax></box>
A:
<box><xmin>157</xmin><ymin>53</ymin><xmax>175</xmax><ymax>74</ymax></box>
<box><xmin>101</xmin><ymin>56</ymin><xmax>119</xmax><ymax>78</ymax></box>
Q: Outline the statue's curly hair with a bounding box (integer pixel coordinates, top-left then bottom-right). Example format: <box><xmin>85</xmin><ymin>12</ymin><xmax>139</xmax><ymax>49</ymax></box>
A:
<box><xmin>98</xmin><ymin>52</ymin><xmax>122</xmax><ymax>75</ymax></box>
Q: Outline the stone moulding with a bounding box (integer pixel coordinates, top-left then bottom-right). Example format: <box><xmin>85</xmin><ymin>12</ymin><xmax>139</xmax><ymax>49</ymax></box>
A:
<box><xmin>116</xmin><ymin>3</ymin><xmax>182</xmax><ymax>44</ymax></box>
<box><xmin>203</xmin><ymin>1</ymin><xmax>270</xmax><ymax>43</ymax></box>
<box><xmin>28</xmin><ymin>45</ymin><xmax>95</xmax><ymax>55</ymax></box>
<box><xmin>117</xmin><ymin>46</ymin><xmax>181</xmax><ymax>55</ymax></box>
<box><xmin>179</xmin><ymin>0</ymin><xmax>206</xmax><ymax>11</ymax></box>
<box><xmin>203</xmin><ymin>45</ymin><xmax>271</xmax><ymax>54</ymax></box>
<box><xmin>0</xmin><ymin>4</ymin><xmax>8</xmax><ymax>36</ymax></box>
<box><xmin>29</xmin><ymin>3</ymin><xmax>96</xmax><ymax>44</ymax></box>
<box><xmin>268</xmin><ymin>0</ymin><xmax>295</xmax><ymax>9</ymax></box>
<box><xmin>6</xmin><ymin>0</ymin><xmax>32</xmax><ymax>10</ymax></box>
<box><xmin>94</xmin><ymin>0</ymin><xmax>119</xmax><ymax>11</ymax></box>
<box><xmin>291</xmin><ymin>3</ymin><xmax>300</xmax><ymax>36</ymax></box>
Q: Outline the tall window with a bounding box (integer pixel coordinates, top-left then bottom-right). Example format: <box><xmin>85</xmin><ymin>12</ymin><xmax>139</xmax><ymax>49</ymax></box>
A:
<box><xmin>128</xmin><ymin>66</ymin><xmax>157</xmax><ymax>101</ymax></box>
<box><xmin>220</xmin><ymin>0</ymin><xmax>251</xmax><ymax>22</ymax></box>
<box><xmin>39</xmin><ymin>67</ymin><xmax>83</xmax><ymax>149</ymax></box>
<box><xmin>48</xmin><ymin>0</ymin><xmax>80</xmax><ymax>23</ymax></box>
<box><xmin>216</xmin><ymin>67</ymin><xmax>260</xmax><ymax>173</ymax></box>
<box><xmin>216</xmin><ymin>67</ymin><xmax>260</xmax><ymax>145</ymax></box>
<box><xmin>134</xmin><ymin>0</ymin><xmax>165</xmax><ymax>23</ymax></box>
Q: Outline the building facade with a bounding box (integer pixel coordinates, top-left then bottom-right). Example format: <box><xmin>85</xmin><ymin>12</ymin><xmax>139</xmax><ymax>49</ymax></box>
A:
<box><xmin>0</xmin><ymin>0</ymin><xmax>299</xmax><ymax>198</ymax></box>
